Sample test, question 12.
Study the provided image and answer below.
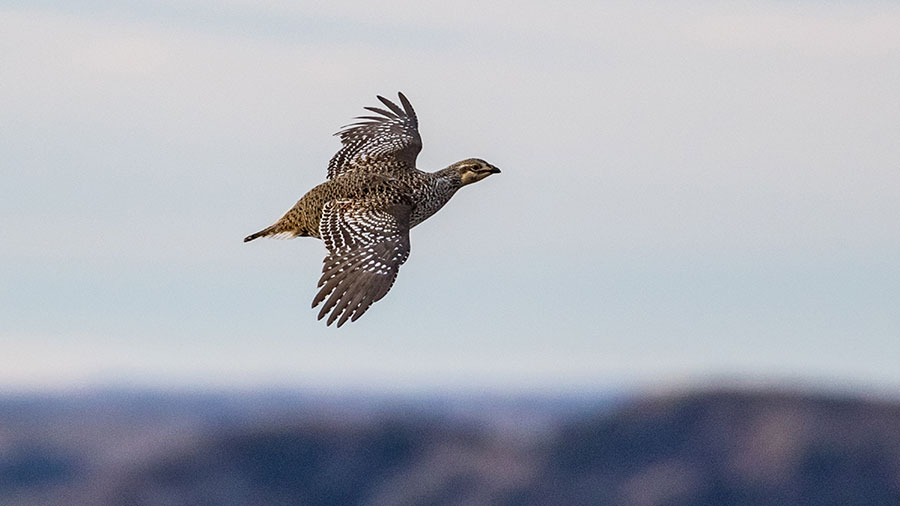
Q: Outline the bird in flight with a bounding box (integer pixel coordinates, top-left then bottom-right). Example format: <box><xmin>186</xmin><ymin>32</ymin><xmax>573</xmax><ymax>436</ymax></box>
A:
<box><xmin>244</xmin><ymin>92</ymin><xmax>500</xmax><ymax>327</ymax></box>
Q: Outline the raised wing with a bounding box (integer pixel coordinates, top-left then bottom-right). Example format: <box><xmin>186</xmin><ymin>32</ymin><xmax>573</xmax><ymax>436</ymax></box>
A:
<box><xmin>312</xmin><ymin>198</ymin><xmax>412</xmax><ymax>327</ymax></box>
<box><xmin>326</xmin><ymin>92</ymin><xmax>422</xmax><ymax>180</ymax></box>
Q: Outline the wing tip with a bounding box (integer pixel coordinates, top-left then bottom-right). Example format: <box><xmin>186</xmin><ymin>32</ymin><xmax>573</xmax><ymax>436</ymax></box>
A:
<box><xmin>376</xmin><ymin>94</ymin><xmax>405</xmax><ymax>116</ymax></box>
<box><xmin>397</xmin><ymin>91</ymin><xmax>414</xmax><ymax>117</ymax></box>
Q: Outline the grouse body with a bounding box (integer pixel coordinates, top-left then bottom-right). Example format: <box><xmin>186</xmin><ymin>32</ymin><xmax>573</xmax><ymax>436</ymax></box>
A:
<box><xmin>244</xmin><ymin>93</ymin><xmax>500</xmax><ymax>327</ymax></box>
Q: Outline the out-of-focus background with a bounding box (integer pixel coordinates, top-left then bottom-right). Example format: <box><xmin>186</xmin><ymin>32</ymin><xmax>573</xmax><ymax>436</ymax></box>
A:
<box><xmin>2</xmin><ymin>1</ymin><xmax>899</xmax><ymax>504</ymax></box>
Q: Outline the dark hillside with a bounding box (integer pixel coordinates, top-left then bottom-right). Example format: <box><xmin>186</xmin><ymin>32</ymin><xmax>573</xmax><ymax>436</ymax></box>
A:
<box><xmin>2</xmin><ymin>390</ymin><xmax>900</xmax><ymax>505</ymax></box>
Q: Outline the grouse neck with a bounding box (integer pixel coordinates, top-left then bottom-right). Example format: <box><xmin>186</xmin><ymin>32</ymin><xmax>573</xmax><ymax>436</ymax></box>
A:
<box><xmin>432</xmin><ymin>166</ymin><xmax>464</xmax><ymax>189</ymax></box>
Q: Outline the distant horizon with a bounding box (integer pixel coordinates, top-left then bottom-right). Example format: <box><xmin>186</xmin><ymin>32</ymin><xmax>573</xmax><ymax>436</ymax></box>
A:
<box><xmin>1</xmin><ymin>374</ymin><xmax>898</xmax><ymax>405</ymax></box>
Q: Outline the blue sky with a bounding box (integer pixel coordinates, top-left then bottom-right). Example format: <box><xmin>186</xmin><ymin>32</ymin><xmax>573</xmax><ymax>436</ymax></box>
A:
<box><xmin>2</xmin><ymin>1</ymin><xmax>899</xmax><ymax>393</ymax></box>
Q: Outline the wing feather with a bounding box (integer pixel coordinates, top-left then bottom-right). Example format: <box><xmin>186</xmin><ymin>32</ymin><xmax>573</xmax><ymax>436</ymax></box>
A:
<box><xmin>313</xmin><ymin>199</ymin><xmax>412</xmax><ymax>327</ymax></box>
<box><xmin>377</xmin><ymin>95</ymin><xmax>406</xmax><ymax>116</ymax></box>
<box><xmin>398</xmin><ymin>92</ymin><xmax>415</xmax><ymax>116</ymax></box>
<box><xmin>363</xmin><ymin>106</ymin><xmax>399</xmax><ymax>119</ymax></box>
<box><xmin>326</xmin><ymin>92</ymin><xmax>422</xmax><ymax>180</ymax></box>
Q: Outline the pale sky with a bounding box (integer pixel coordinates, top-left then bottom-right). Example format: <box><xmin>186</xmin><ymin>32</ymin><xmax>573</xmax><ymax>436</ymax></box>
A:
<box><xmin>2</xmin><ymin>0</ymin><xmax>899</xmax><ymax>393</ymax></box>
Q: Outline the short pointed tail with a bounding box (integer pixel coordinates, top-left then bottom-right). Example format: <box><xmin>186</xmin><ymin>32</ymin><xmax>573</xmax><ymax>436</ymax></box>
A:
<box><xmin>244</xmin><ymin>223</ymin><xmax>310</xmax><ymax>242</ymax></box>
<box><xmin>244</xmin><ymin>225</ymin><xmax>278</xmax><ymax>242</ymax></box>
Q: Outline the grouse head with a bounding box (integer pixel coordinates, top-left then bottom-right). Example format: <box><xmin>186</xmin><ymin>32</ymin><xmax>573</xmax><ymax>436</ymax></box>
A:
<box><xmin>454</xmin><ymin>158</ymin><xmax>501</xmax><ymax>186</ymax></box>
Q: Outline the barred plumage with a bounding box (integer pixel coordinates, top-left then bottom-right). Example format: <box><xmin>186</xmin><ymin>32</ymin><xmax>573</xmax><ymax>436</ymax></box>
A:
<box><xmin>327</xmin><ymin>93</ymin><xmax>422</xmax><ymax>180</ymax></box>
<box><xmin>245</xmin><ymin>92</ymin><xmax>500</xmax><ymax>327</ymax></box>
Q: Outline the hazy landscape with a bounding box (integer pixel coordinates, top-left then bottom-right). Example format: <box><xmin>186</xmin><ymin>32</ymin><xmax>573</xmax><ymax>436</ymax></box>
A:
<box><xmin>3</xmin><ymin>388</ymin><xmax>900</xmax><ymax>505</ymax></box>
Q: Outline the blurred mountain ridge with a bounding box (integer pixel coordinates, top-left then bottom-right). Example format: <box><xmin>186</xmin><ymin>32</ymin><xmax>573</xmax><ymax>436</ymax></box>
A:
<box><xmin>2</xmin><ymin>388</ymin><xmax>899</xmax><ymax>505</ymax></box>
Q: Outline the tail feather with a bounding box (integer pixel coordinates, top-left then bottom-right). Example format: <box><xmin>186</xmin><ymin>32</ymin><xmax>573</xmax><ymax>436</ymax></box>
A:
<box><xmin>244</xmin><ymin>224</ymin><xmax>283</xmax><ymax>242</ymax></box>
<box><xmin>244</xmin><ymin>224</ymin><xmax>310</xmax><ymax>242</ymax></box>
<box><xmin>244</xmin><ymin>228</ymin><xmax>270</xmax><ymax>242</ymax></box>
